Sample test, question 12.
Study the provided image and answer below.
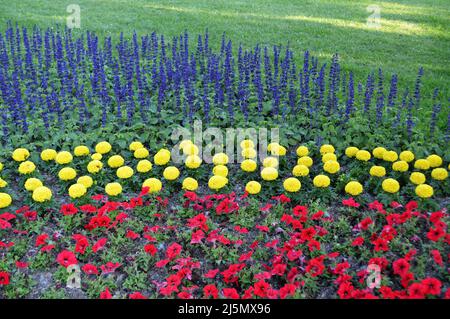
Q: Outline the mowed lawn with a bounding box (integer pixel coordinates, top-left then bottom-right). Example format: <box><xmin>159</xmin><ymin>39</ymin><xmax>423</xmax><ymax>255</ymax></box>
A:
<box><xmin>0</xmin><ymin>0</ymin><xmax>449</xmax><ymax>96</ymax></box>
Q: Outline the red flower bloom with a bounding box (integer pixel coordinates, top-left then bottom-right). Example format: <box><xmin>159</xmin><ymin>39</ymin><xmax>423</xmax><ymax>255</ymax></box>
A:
<box><xmin>359</xmin><ymin>217</ymin><xmax>373</xmax><ymax>230</ymax></box>
<box><xmin>82</xmin><ymin>264</ymin><xmax>99</xmax><ymax>275</ymax></box>
<box><xmin>100</xmin><ymin>287</ymin><xmax>112</xmax><ymax>299</ymax></box>
<box><xmin>191</xmin><ymin>230</ymin><xmax>205</xmax><ymax>244</ymax></box>
<box><xmin>393</xmin><ymin>258</ymin><xmax>410</xmax><ymax>277</ymax></box>
<box><xmin>421</xmin><ymin>278</ymin><xmax>442</xmax><ymax>296</ymax></box>
<box><xmin>144</xmin><ymin>244</ymin><xmax>157</xmax><ymax>256</ymax></box>
<box><xmin>129</xmin><ymin>292</ymin><xmax>147</xmax><ymax>299</ymax></box>
<box><xmin>15</xmin><ymin>261</ymin><xmax>28</xmax><ymax>269</ymax></box>
<box><xmin>204</xmin><ymin>269</ymin><xmax>219</xmax><ymax>279</ymax></box>
<box><xmin>430</xmin><ymin>250</ymin><xmax>443</xmax><ymax>266</ymax></box>
<box><xmin>351</xmin><ymin>237</ymin><xmax>364</xmax><ymax>246</ymax></box>
<box><xmin>100</xmin><ymin>262</ymin><xmax>121</xmax><ymax>274</ymax></box>
<box><xmin>222</xmin><ymin>288</ymin><xmax>240</xmax><ymax>299</ymax></box>
<box><xmin>427</xmin><ymin>227</ymin><xmax>445</xmax><ymax>242</ymax></box>
<box><xmin>337</xmin><ymin>282</ymin><xmax>354</xmax><ymax>299</ymax></box>
<box><xmin>0</xmin><ymin>271</ymin><xmax>10</xmax><ymax>285</ymax></box>
<box><xmin>408</xmin><ymin>283</ymin><xmax>425</xmax><ymax>299</ymax></box>
<box><xmin>92</xmin><ymin>238</ymin><xmax>108</xmax><ymax>253</ymax></box>
<box><xmin>35</xmin><ymin>234</ymin><xmax>49</xmax><ymax>247</ymax></box>
<box><xmin>166</xmin><ymin>243</ymin><xmax>182</xmax><ymax>260</ymax></box>
<box><xmin>279</xmin><ymin>284</ymin><xmax>296</xmax><ymax>299</ymax></box>
<box><xmin>203</xmin><ymin>284</ymin><xmax>219</xmax><ymax>299</ymax></box>
<box><xmin>61</xmin><ymin>203</ymin><xmax>78</xmax><ymax>216</ymax></box>
<box><xmin>342</xmin><ymin>197</ymin><xmax>360</xmax><ymax>208</ymax></box>
<box><xmin>79</xmin><ymin>204</ymin><xmax>97</xmax><ymax>213</ymax></box>
<box><xmin>56</xmin><ymin>250</ymin><xmax>78</xmax><ymax>268</ymax></box>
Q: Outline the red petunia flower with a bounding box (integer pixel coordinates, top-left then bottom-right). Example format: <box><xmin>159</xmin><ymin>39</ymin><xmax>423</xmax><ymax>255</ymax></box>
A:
<box><xmin>203</xmin><ymin>284</ymin><xmax>218</xmax><ymax>299</ymax></box>
<box><xmin>427</xmin><ymin>227</ymin><xmax>445</xmax><ymax>242</ymax></box>
<box><xmin>408</xmin><ymin>283</ymin><xmax>425</xmax><ymax>299</ymax></box>
<box><xmin>421</xmin><ymin>278</ymin><xmax>442</xmax><ymax>296</ymax></box>
<box><xmin>100</xmin><ymin>287</ymin><xmax>112</xmax><ymax>299</ymax></box>
<box><xmin>82</xmin><ymin>264</ymin><xmax>99</xmax><ymax>275</ymax></box>
<box><xmin>166</xmin><ymin>243</ymin><xmax>182</xmax><ymax>260</ymax></box>
<box><xmin>144</xmin><ymin>244</ymin><xmax>157</xmax><ymax>256</ymax></box>
<box><xmin>342</xmin><ymin>197</ymin><xmax>360</xmax><ymax>208</ymax></box>
<box><xmin>393</xmin><ymin>258</ymin><xmax>410</xmax><ymax>277</ymax></box>
<box><xmin>129</xmin><ymin>292</ymin><xmax>147</xmax><ymax>299</ymax></box>
<box><xmin>430</xmin><ymin>250</ymin><xmax>443</xmax><ymax>266</ymax></box>
<box><xmin>0</xmin><ymin>271</ymin><xmax>10</xmax><ymax>285</ymax></box>
<box><xmin>222</xmin><ymin>288</ymin><xmax>240</xmax><ymax>299</ymax></box>
<box><xmin>60</xmin><ymin>203</ymin><xmax>78</xmax><ymax>216</ymax></box>
<box><xmin>92</xmin><ymin>238</ymin><xmax>108</xmax><ymax>253</ymax></box>
<box><xmin>56</xmin><ymin>250</ymin><xmax>78</xmax><ymax>268</ymax></box>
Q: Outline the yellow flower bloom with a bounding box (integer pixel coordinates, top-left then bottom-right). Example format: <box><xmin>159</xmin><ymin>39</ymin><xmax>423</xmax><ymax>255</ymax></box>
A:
<box><xmin>323</xmin><ymin>160</ymin><xmax>340</xmax><ymax>174</ymax></box>
<box><xmin>136</xmin><ymin>160</ymin><xmax>153</xmax><ymax>173</ymax></box>
<box><xmin>399</xmin><ymin>151</ymin><xmax>414</xmax><ymax>162</ymax></box>
<box><xmin>68</xmin><ymin>183</ymin><xmax>87</xmax><ymax>199</ymax></box>
<box><xmin>383</xmin><ymin>151</ymin><xmax>398</xmax><ymax>162</ymax></box>
<box><xmin>415</xmin><ymin>184</ymin><xmax>433</xmax><ymax>198</ymax></box>
<box><xmin>74</xmin><ymin>146</ymin><xmax>90</xmax><ymax>157</ymax></box>
<box><xmin>134</xmin><ymin>147</ymin><xmax>149</xmax><ymax>159</ymax></box>
<box><xmin>261</xmin><ymin>167</ymin><xmax>278</xmax><ymax>181</ymax></box>
<box><xmin>431</xmin><ymin>168</ymin><xmax>448</xmax><ymax>181</ymax></box>
<box><xmin>369</xmin><ymin>165</ymin><xmax>386</xmax><ymax>177</ymax></box>
<box><xmin>240</xmin><ymin>140</ymin><xmax>255</xmax><ymax>149</ymax></box>
<box><xmin>58</xmin><ymin>167</ymin><xmax>77</xmax><ymax>181</ymax></box>
<box><xmin>95</xmin><ymin>141</ymin><xmax>112</xmax><ymax>154</ymax></box>
<box><xmin>322</xmin><ymin>153</ymin><xmax>337</xmax><ymax>163</ymax></box>
<box><xmin>427</xmin><ymin>154</ymin><xmax>442</xmax><ymax>168</ymax></box>
<box><xmin>185</xmin><ymin>155</ymin><xmax>202</xmax><ymax>169</ymax></box>
<box><xmin>108</xmin><ymin>155</ymin><xmax>125</xmax><ymax>168</ymax></box>
<box><xmin>182</xmin><ymin>144</ymin><xmax>199</xmax><ymax>156</ymax></box>
<box><xmin>12</xmin><ymin>148</ymin><xmax>30</xmax><ymax>162</ymax></box>
<box><xmin>296</xmin><ymin>146</ymin><xmax>309</xmax><ymax>157</ymax></box>
<box><xmin>129</xmin><ymin>141</ymin><xmax>144</xmax><ymax>152</ymax></box>
<box><xmin>245</xmin><ymin>181</ymin><xmax>261</xmax><ymax>195</ymax></box>
<box><xmin>270</xmin><ymin>144</ymin><xmax>287</xmax><ymax>156</ymax></box>
<box><xmin>213</xmin><ymin>165</ymin><xmax>228</xmax><ymax>177</ymax></box>
<box><xmin>297</xmin><ymin>156</ymin><xmax>313</xmax><ymax>167</ymax></box>
<box><xmin>212</xmin><ymin>153</ymin><xmax>229</xmax><ymax>165</ymax></box>
<box><xmin>414</xmin><ymin>159</ymin><xmax>430</xmax><ymax>170</ymax></box>
<box><xmin>163</xmin><ymin>166</ymin><xmax>180</xmax><ymax>180</ymax></box>
<box><xmin>372</xmin><ymin>147</ymin><xmax>386</xmax><ymax>159</ymax></box>
<box><xmin>0</xmin><ymin>192</ymin><xmax>12</xmax><ymax>208</ymax></box>
<box><xmin>117</xmin><ymin>166</ymin><xmax>134</xmax><ymax>179</ymax></box>
<box><xmin>0</xmin><ymin>178</ymin><xmax>7</xmax><ymax>188</ymax></box>
<box><xmin>313</xmin><ymin>175</ymin><xmax>330</xmax><ymax>188</ymax></box>
<box><xmin>182</xmin><ymin>177</ymin><xmax>198</xmax><ymax>191</ymax></box>
<box><xmin>241</xmin><ymin>147</ymin><xmax>257</xmax><ymax>159</ymax></box>
<box><xmin>105</xmin><ymin>182</ymin><xmax>122</xmax><ymax>196</ymax></box>
<box><xmin>55</xmin><ymin>151</ymin><xmax>73</xmax><ymax>165</ymax></box>
<box><xmin>91</xmin><ymin>153</ymin><xmax>102</xmax><ymax>161</ymax></box>
<box><xmin>267</xmin><ymin>142</ymin><xmax>280</xmax><ymax>152</ymax></box>
<box><xmin>320</xmin><ymin>144</ymin><xmax>335</xmax><ymax>154</ymax></box>
<box><xmin>345</xmin><ymin>147</ymin><xmax>359</xmax><ymax>158</ymax></box>
<box><xmin>87</xmin><ymin>160</ymin><xmax>103</xmax><ymax>174</ymax></box>
<box><xmin>345</xmin><ymin>181</ymin><xmax>363</xmax><ymax>196</ymax></box>
<box><xmin>208</xmin><ymin>175</ymin><xmax>228</xmax><ymax>190</ymax></box>
<box><xmin>283</xmin><ymin>177</ymin><xmax>301</xmax><ymax>192</ymax></box>
<box><xmin>179</xmin><ymin>140</ymin><xmax>193</xmax><ymax>150</ymax></box>
<box><xmin>24</xmin><ymin>178</ymin><xmax>43</xmax><ymax>191</ymax></box>
<box><xmin>143</xmin><ymin>178</ymin><xmax>162</xmax><ymax>193</ymax></box>
<box><xmin>356</xmin><ymin>150</ymin><xmax>371</xmax><ymax>161</ymax></box>
<box><xmin>263</xmin><ymin>157</ymin><xmax>279</xmax><ymax>168</ymax></box>
<box><xmin>0</xmin><ymin>162</ymin><xmax>3</xmax><ymax>171</ymax></box>
<box><xmin>392</xmin><ymin>161</ymin><xmax>409</xmax><ymax>172</ymax></box>
<box><xmin>32</xmin><ymin>186</ymin><xmax>52</xmax><ymax>203</ymax></box>
<box><xmin>18</xmin><ymin>161</ymin><xmax>36</xmax><ymax>174</ymax></box>
<box><xmin>154</xmin><ymin>149</ymin><xmax>171</xmax><ymax>166</ymax></box>
<box><xmin>292</xmin><ymin>164</ymin><xmax>309</xmax><ymax>177</ymax></box>
<box><xmin>382</xmin><ymin>178</ymin><xmax>400</xmax><ymax>193</ymax></box>
<box><xmin>41</xmin><ymin>149</ymin><xmax>57</xmax><ymax>161</ymax></box>
<box><xmin>409</xmin><ymin>172</ymin><xmax>426</xmax><ymax>185</ymax></box>
<box><xmin>241</xmin><ymin>159</ymin><xmax>257</xmax><ymax>172</ymax></box>
<box><xmin>77</xmin><ymin>176</ymin><xmax>94</xmax><ymax>188</ymax></box>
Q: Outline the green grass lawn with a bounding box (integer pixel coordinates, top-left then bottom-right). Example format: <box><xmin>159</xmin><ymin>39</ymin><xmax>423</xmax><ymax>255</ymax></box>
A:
<box><xmin>0</xmin><ymin>0</ymin><xmax>449</xmax><ymax>95</ymax></box>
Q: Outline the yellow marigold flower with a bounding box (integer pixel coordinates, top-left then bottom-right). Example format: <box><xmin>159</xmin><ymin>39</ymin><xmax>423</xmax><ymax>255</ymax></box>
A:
<box><xmin>240</xmin><ymin>140</ymin><xmax>255</xmax><ymax>149</ymax></box>
<box><xmin>297</xmin><ymin>156</ymin><xmax>313</xmax><ymax>167</ymax></box>
<box><xmin>18</xmin><ymin>161</ymin><xmax>36</xmax><ymax>174</ymax></box>
<box><xmin>129</xmin><ymin>141</ymin><xmax>144</xmax><ymax>152</ymax></box>
<box><xmin>32</xmin><ymin>186</ymin><xmax>52</xmax><ymax>203</ymax></box>
<box><xmin>399</xmin><ymin>151</ymin><xmax>414</xmax><ymax>162</ymax></box>
<box><xmin>68</xmin><ymin>183</ymin><xmax>87</xmax><ymax>199</ymax></box>
<box><xmin>12</xmin><ymin>148</ymin><xmax>30</xmax><ymax>162</ymax></box>
<box><xmin>270</xmin><ymin>144</ymin><xmax>287</xmax><ymax>156</ymax></box>
<box><xmin>356</xmin><ymin>150</ymin><xmax>371</xmax><ymax>161</ymax></box>
<box><xmin>91</xmin><ymin>153</ymin><xmax>102</xmax><ymax>161</ymax></box>
<box><xmin>415</xmin><ymin>184</ymin><xmax>433</xmax><ymax>198</ymax></box>
<box><xmin>95</xmin><ymin>141</ymin><xmax>112</xmax><ymax>154</ymax></box>
<box><xmin>382</xmin><ymin>178</ymin><xmax>400</xmax><ymax>193</ymax></box>
<box><xmin>296</xmin><ymin>146</ymin><xmax>309</xmax><ymax>157</ymax></box>
<box><xmin>261</xmin><ymin>167</ymin><xmax>278</xmax><ymax>181</ymax></box>
<box><xmin>163</xmin><ymin>166</ymin><xmax>180</xmax><ymax>180</ymax></box>
<box><xmin>345</xmin><ymin>147</ymin><xmax>359</xmax><ymax>158</ymax></box>
<box><xmin>55</xmin><ymin>151</ymin><xmax>73</xmax><ymax>165</ymax></box>
<box><xmin>241</xmin><ymin>147</ymin><xmax>257</xmax><ymax>159</ymax></box>
<box><xmin>74</xmin><ymin>146</ymin><xmax>90</xmax><ymax>157</ymax></box>
<box><xmin>392</xmin><ymin>161</ymin><xmax>409</xmax><ymax>172</ymax></box>
<box><xmin>345</xmin><ymin>181</ymin><xmax>363</xmax><ymax>196</ymax></box>
<box><xmin>241</xmin><ymin>159</ymin><xmax>257</xmax><ymax>172</ymax></box>
<box><xmin>24</xmin><ymin>178</ymin><xmax>43</xmax><ymax>191</ymax></box>
<box><xmin>292</xmin><ymin>164</ymin><xmax>309</xmax><ymax>177</ymax></box>
<box><xmin>410</xmin><ymin>172</ymin><xmax>426</xmax><ymax>185</ymax></box>
<box><xmin>105</xmin><ymin>182</ymin><xmax>122</xmax><ymax>196</ymax></box>
<box><xmin>212</xmin><ymin>153</ymin><xmax>229</xmax><ymax>165</ymax></box>
<box><xmin>0</xmin><ymin>162</ymin><xmax>3</xmax><ymax>171</ymax></box>
<box><xmin>179</xmin><ymin>140</ymin><xmax>193</xmax><ymax>150</ymax></box>
<box><xmin>431</xmin><ymin>168</ymin><xmax>448</xmax><ymax>181</ymax></box>
<box><xmin>183</xmin><ymin>144</ymin><xmax>199</xmax><ymax>156</ymax></box>
<box><xmin>323</xmin><ymin>160</ymin><xmax>340</xmax><ymax>174</ymax></box>
<box><xmin>372</xmin><ymin>147</ymin><xmax>387</xmax><ymax>159</ymax></box>
<box><xmin>77</xmin><ymin>176</ymin><xmax>93</xmax><ymax>188</ymax></box>
<box><xmin>182</xmin><ymin>177</ymin><xmax>198</xmax><ymax>191</ymax></box>
<box><xmin>87</xmin><ymin>160</ymin><xmax>103</xmax><ymax>174</ymax></box>
<box><xmin>320</xmin><ymin>144</ymin><xmax>335</xmax><ymax>155</ymax></box>
<box><xmin>322</xmin><ymin>153</ymin><xmax>337</xmax><ymax>163</ymax></box>
<box><xmin>117</xmin><ymin>166</ymin><xmax>134</xmax><ymax>179</ymax></box>
<box><xmin>185</xmin><ymin>155</ymin><xmax>202</xmax><ymax>169</ymax></box>
<box><xmin>245</xmin><ymin>181</ymin><xmax>261</xmax><ymax>195</ymax></box>
<box><xmin>427</xmin><ymin>154</ymin><xmax>442</xmax><ymax>168</ymax></box>
<box><xmin>313</xmin><ymin>175</ymin><xmax>330</xmax><ymax>188</ymax></box>
<box><xmin>41</xmin><ymin>149</ymin><xmax>57</xmax><ymax>161</ymax></box>
<box><xmin>143</xmin><ymin>178</ymin><xmax>162</xmax><ymax>193</ymax></box>
<box><xmin>369</xmin><ymin>166</ymin><xmax>386</xmax><ymax>177</ymax></box>
<box><xmin>213</xmin><ymin>165</ymin><xmax>228</xmax><ymax>177</ymax></box>
<box><xmin>136</xmin><ymin>160</ymin><xmax>153</xmax><ymax>173</ymax></box>
<box><xmin>0</xmin><ymin>178</ymin><xmax>7</xmax><ymax>188</ymax></box>
<box><xmin>263</xmin><ymin>156</ymin><xmax>279</xmax><ymax>168</ymax></box>
<box><xmin>414</xmin><ymin>159</ymin><xmax>430</xmax><ymax>170</ymax></box>
<box><xmin>208</xmin><ymin>175</ymin><xmax>228</xmax><ymax>190</ymax></box>
<box><xmin>0</xmin><ymin>192</ymin><xmax>12</xmax><ymax>208</ymax></box>
<box><xmin>267</xmin><ymin>142</ymin><xmax>280</xmax><ymax>152</ymax></box>
<box><xmin>58</xmin><ymin>167</ymin><xmax>77</xmax><ymax>181</ymax></box>
<box><xmin>134</xmin><ymin>147</ymin><xmax>149</xmax><ymax>159</ymax></box>
<box><xmin>154</xmin><ymin>149</ymin><xmax>171</xmax><ymax>166</ymax></box>
<box><xmin>383</xmin><ymin>150</ymin><xmax>398</xmax><ymax>162</ymax></box>
<box><xmin>108</xmin><ymin>155</ymin><xmax>125</xmax><ymax>168</ymax></box>
<box><xmin>283</xmin><ymin>177</ymin><xmax>301</xmax><ymax>192</ymax></box>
